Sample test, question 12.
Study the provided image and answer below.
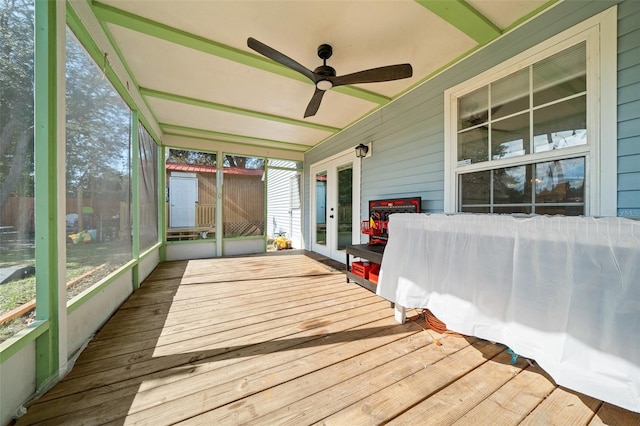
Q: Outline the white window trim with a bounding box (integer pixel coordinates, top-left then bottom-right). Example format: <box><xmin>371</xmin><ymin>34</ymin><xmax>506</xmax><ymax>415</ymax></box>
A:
<box><xmin>444</xmin><ymin>7</ymin><xmax>617</xmax><ymax>216</ymax></box>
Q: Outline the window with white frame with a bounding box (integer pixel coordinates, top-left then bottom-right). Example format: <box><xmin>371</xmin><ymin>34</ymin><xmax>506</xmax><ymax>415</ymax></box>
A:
<box><xmin>444</xmin><ymin>9</ymin><xmax>617</xmax><ymax>216</ymax></box>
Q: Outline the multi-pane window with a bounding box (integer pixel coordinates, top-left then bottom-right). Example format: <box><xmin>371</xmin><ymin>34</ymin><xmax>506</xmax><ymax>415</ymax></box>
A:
<box><xmin>454</xmin><ymin>42</ymin><xmax>589</xmax><ymax>215</ymax></box>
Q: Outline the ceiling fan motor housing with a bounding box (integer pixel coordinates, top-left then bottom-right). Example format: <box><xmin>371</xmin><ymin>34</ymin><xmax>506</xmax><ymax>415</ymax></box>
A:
<box><xmin>317</xmin><ymin>43</ymin><xmax>332</xmax><ymax>60</ymax></box>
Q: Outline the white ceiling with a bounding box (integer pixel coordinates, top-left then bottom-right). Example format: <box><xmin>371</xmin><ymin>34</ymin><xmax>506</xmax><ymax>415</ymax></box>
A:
<box><xmin>77</xmin><ymin>0</ymin><xmax>553</xmax><ymax>156</ymax></box>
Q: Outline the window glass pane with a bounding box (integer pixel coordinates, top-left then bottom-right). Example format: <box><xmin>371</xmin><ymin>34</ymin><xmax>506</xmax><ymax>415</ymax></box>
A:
<box><xmin>491</xmin><ymin>113</ymin><xmax>530</xmax><ymax>160</ymax></box>
<box><xmin>491</xmin><ymin>68</ymin><xmax>529</xmax><ymax>120</ymax></box>
<box><xmin>493</xmin><ymin>165</ymin><xmax>531</xmax><ymax>204</ymax></box>
<box><xmin>166</xmin><ymin>149</ymin><xmax>216</xmax><ymax>240</ymax></box>
<box><xmin>138</xmin><ymin>125</ymin><xmax>158</xmax><ymax>251</ymax></box>
<box><xmin>458</xmin><ymin>86</ymin><xmax>488</xmax><ymax>130</ymax></box>
<box><xmin>458</xmin><ymin>127</ymin><xmax>488</xmax><ymax>164</ymax></box>
<box><xmin>223</xmin><ymin>154</ymin><xmax>264</xmax><ymax>238</ymax></box>
<box><xmin>493</xmin><ymin>206</ymin><xmax>532</xmax><ymax>214</ymax></box>
<box><xmin>66</xmin><ymin>29</ymin><xmax>132</xmax><ymax>300</ymax></box>
<box><xmin>461</xmin><ymin>207</ymin><xmax>490</xmax><ymax>213</ymax></box>
<box><xmin>533</xmin><ymin>95</ymin><xmax>586</xmax><ymax>153</ymax></box>
<box><xmin>337</xmin><ymin>163</ymin><xmax>353</xmax><ymax>251</ymax></box>
<box><xmin>460</xmin><ymin>171</ymin><xmax>491</xmax><ymax>206</ymax></box>
<box><xmin>535</xmin><ymin>205</ymin><xmax>584</xmax><ymax>216</ymax></box>
<box><xmin>535</xmin><ymin>158</ymin><xmax>585</xmax><ymax>205</ymax></box>
<box><xmin>315</xmin><ymin>171</ymin><xmax>327</xmax><ymax>245</ymax></box>
<box><xmin>0</xmin><ymin>0</ymin><xmax>35</xmax><ymax>342</ymax></box>
<box><xmin>533</xmin><ymin>42</ymin><xmax>586</xmax><ymax>106</ymax></box>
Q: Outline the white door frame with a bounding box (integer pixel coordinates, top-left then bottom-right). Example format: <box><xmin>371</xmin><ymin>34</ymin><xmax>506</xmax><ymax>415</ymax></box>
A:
<box><xmin>309</xmin><ymin>149</ymin><xmax>361</xmax><ymax>262</ymax></box>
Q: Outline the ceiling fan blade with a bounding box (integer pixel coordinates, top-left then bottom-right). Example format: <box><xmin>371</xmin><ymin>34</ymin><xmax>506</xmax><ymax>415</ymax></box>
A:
<box><xmin>331</xmin><ymin>64</ymin><xmax>413</xmax><ymax>87</ymax></box>
<box><xmin>247</xmin><ymin>37</ymin><xmax>315</xmax><ymax>82</ymax></box>
<box><xmin>304</xmin><ymin>88</ymin><xmax>326</xmax><ymax>118</ymax></box>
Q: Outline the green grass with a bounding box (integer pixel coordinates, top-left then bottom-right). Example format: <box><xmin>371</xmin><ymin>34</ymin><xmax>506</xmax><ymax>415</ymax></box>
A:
<box><xmin>0</xmin><ymin>238</ymin><xmax>132</xmax><ymax>343</ymax></box>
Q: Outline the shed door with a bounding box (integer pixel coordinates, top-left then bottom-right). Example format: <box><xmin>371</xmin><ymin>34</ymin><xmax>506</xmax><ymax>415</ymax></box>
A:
<box><xmin>170</xmin><ymin>176</ymin><xmax>198</xmax><ymax>227</ymax></box>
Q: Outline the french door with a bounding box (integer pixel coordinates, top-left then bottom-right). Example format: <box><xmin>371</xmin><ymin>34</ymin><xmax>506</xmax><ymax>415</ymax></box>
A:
<box><xmin>310</xmin><ymin>150</ymin><xmax>360</xmax><ymax>262</ymax></box>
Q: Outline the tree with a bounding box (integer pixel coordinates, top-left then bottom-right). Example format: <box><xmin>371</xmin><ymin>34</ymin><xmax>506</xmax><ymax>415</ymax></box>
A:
<box><xmin>0</xmin><ymin>0</ymin><xmax>34</xmax><ymax>211</ymax></box>
<box><xmin>65</xmin><ymin>29</ymin><xmax>131</xmax><ymax>201</ymax></box>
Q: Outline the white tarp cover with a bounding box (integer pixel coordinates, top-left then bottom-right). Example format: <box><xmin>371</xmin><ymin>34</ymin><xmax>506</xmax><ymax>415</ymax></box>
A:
<box><xmin>377</xmin><ymin>213</ymin><xmax>640</xmax><ymax>413</ymax></box>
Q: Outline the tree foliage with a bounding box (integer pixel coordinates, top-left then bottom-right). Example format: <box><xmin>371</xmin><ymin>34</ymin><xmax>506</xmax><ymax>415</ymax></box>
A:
<box><xmin>65</xmin><ymin>29</ymin><xmax>131</xmax><ymax>200</ymax></box>
<box><xmin>0</xmin><ymin>0</ymin><xmax>35</xmax><ymax>208</ymax></box>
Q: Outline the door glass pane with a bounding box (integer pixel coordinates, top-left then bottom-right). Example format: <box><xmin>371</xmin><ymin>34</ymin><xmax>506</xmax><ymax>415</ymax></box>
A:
<box><xmin>337</xmin><ymin>164</ymin><xmax>353</xmax><ymax>251</ymax></box>
<box><xmin>533</xmin><ymin>42</ymin><xmax>586</xmax><ymax>107</ymax></box>
<box><xmin>315</xmin><ymin>171</ymin><xmax>327</xmax><ymax>245</ymax></box>
<box><xmin>458</xmin><ymin>86</ymin><xmax>488</xmax><ymax>130</ymax></box>
<box><xmin>492</xmin><ymin>112</ymin><xmax>530</xmax><ymax>160</ymax></box>
<box><xmin>533</xmin><ymin>95</ymin><xmax>586</xmax><ymax>153</ymax></box>
<box><xmin>493</xmin><ymin>165</ymin><xmax>531</xmax><ymax>204</ymax></box>
<box><xmin>458</xmin><ymin>126</ymin><xmax>489</xmax><ymax>164</ymax></box>
<box><xmin>492</xmin><ymin>68</ymin><xmax>529</xmax><ymax>120</ymax></box>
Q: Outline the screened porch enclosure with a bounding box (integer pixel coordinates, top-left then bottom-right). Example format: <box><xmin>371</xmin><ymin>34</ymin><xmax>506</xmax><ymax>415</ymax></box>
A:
<box><xmin>2</xmin><ymin>0</ymin><xmax>639</xmax><ymax>423</ymax></box>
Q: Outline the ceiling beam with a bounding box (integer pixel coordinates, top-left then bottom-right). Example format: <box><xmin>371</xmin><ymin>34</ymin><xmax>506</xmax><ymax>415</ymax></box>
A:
<box><xmin>416</xmin><ymin>0</ymin><xmax>501</xmax><ymax>45</ymax></box>
<box><xmin>91</xmin><ymin>1</ymin><xmax>391</xmax><ymax>105</ymax></box>
<box><xmin>141</xmin><ymin>88</ymin><xmax>340</xmax><ymax>133</ymax></box>
<box><xmin>160</xmin><ymin>123</ymin><xmax>311</xmax><ymax>152</ymax></box>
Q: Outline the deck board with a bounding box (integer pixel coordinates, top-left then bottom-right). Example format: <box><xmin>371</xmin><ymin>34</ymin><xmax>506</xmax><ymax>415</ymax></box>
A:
<box><xmin>15</xmin><ymin>251</ymin><xmax>640</xmax><ymax>425</ymax></box>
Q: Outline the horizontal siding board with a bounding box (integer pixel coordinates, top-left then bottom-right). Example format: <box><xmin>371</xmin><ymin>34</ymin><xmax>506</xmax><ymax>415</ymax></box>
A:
<box><xmin>364</xmin><ymin>156</ymin><xmax>444</xmax><ymax>184</ymax></box>
<box><xmin>618</xmin><ymin>46</ymin><xmax>640</xmax><ymax>69</ymax></box>
<box><xmin>619</xmin><ymin>100</ymin><xmax>640</xmax><ymax>122</ymax></box>
<box><xmin>618</xmin><ymin>119</ymin><xmax>640</xmax><ymax>139</ymax></box>
<box><xmin>618</xmin><ymin>136</ymin><xmax>640</xmax><ymax>156</ymax></box>
<box><xmin>618</xmin><ymin>9</ymin><xmax>640</xmax><ymax>36</ymax></box>
<box><xmin>618</xmin><ymin>172</ymin><xmax>640</xmax><ymax>190</ymax></box>
<box><xmin>618</xmin><ymin>190</ymin><xmax>640</xmax><ymax>208</ymax></box>
<box><xmin>618</xmin><ymin>27</ymin><xmax>640</xmax><ymax>52</ymax></box>
<box><xmin>618</xmin><ymin>154</ymin><xmax>640</xmax><ymax>173</ymax></box>
<box><xmin>618</xmin><ymin>208</ymin><xmax>640</xmax><ymax>218</ymax></box>
<box><xmin>618</xmin><ymin>63</ymin><xmax>640</xmax><ymax>87</ymax></box>
<box><xmin>618</xmin><ymin>0</ymin><xmax>640</xmax><ymax>19</ymax></box>
<box><xmin>618</xmin><ymin>82</ymin><xmax>640</xmax><ymax>104</ymax></box>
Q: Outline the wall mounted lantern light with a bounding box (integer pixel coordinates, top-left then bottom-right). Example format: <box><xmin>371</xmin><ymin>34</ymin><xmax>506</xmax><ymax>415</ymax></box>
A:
<box><xmin>355</xmin><ymin>143</ymin><xmax>369</xmax><ymax>158</ymax></box>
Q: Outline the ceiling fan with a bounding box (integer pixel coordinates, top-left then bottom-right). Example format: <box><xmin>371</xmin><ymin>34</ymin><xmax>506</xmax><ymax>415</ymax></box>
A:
<box><xmin>247</xmin><ymin>37</ymin><xmax>413</xmax><ymax>118</ymax></box>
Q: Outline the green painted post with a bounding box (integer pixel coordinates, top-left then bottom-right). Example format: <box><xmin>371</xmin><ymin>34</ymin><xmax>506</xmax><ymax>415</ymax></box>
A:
<box><xmin>34</xmin><ymin>0</ymin><xmax>60</xmax><ymax>386</ymax></box>
<box><xmin>131</xmin><ymin>112</ymin><xmax>140</xmax><ymax>289</ymax></box>
<box><xmin>159</xmin><ymin>145</ymin><xmax>167</xmax><ymax>261</ymax></box>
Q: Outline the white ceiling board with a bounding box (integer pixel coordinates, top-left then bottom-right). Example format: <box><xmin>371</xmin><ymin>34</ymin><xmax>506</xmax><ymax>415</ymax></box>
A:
<box><xmin>100</xmin><ymin>0</ymin><xmax>474</xmax><ymax>96</ymax></box>
<box><xmin>467</xmin><ymin>0</ymin><xmax>551</xmax><ymax>30</ymax></box>
<box><xmin>88</xmin><ymin>0</ymin><xmax>556</xmax><ymax>151</ymax></box>
<box><xmin>146</xmin><ymin>97</ymin><xmax>334</xmax><ymax>146</ymax></box>
<box><xmin>108</xmin><ymin>24</ymin><xmax>377</xmax><ymax>127</ymax></box>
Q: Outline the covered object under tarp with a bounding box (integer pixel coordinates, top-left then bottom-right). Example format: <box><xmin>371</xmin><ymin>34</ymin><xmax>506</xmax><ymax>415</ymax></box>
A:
<box><xmin>378</xmin><ymin>213</ymin><xmax>640</xmax><ymax>413</ymax></box>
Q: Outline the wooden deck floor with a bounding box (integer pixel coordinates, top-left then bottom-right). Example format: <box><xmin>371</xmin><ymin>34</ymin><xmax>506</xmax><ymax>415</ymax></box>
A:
<box><xmin>16</xmin><ymin>251</ymin><xmax>640</xmax><ymax>425</ymax></box>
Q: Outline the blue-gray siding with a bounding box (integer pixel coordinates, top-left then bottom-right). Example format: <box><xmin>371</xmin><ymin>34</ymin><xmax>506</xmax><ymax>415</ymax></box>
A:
<box><xmin>617</xmin><ymin>0</ymin><xmax>640</xmax><ymax>218</ymax></box>
<box><xmin>304</xmin><ymin>0</ymin><xmax>637</xmax><ymax>249</ymax></box>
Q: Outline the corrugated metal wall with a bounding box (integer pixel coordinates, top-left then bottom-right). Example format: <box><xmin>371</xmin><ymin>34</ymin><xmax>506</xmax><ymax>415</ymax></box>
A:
<box><xmin>617</xmin><ymin>1</ymin><xmax>640</xmax><ymax>218</ymax></box>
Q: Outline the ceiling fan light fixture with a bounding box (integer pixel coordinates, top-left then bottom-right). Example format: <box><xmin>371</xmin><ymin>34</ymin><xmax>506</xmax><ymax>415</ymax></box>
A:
<box><xmin>316</xmin><ymin>79</ymin><xmax>333</xmax><ymax>91</ymax></box>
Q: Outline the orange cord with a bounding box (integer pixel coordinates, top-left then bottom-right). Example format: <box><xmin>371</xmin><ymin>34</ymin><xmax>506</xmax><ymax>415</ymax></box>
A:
<box><xmin>409</xmin><ymin>308</ymin><xmax>465</xmax><ymax>345</ymax></box>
